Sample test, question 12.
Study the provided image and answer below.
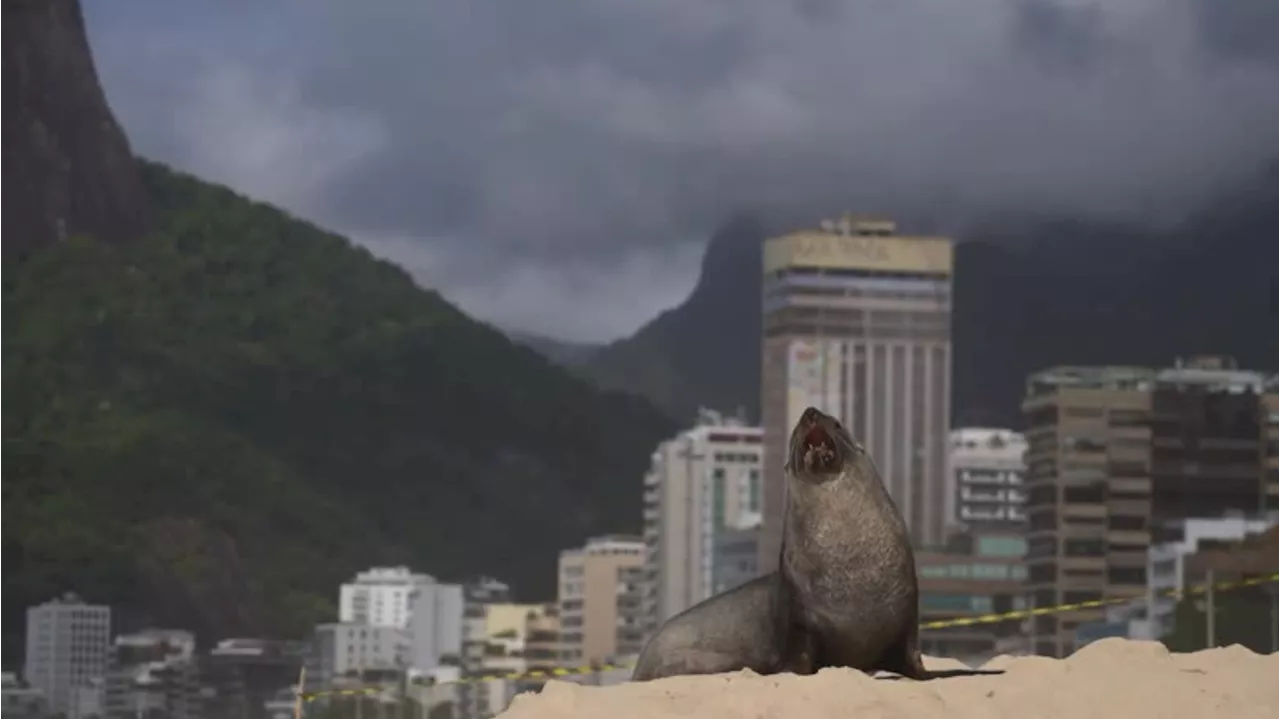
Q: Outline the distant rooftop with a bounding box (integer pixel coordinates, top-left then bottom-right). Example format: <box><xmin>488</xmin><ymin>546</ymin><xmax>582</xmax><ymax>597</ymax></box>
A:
<box><xmin>561</xmin><ymin>535</ymin><xmax>645</xmax><ymax>558</ymax></box>
<box><xmin>692</xmin><ymin>407</ymin><xmax>754</xmax><ymax>430</ymax></box>
<box><xmin>30</xmin><ymin>593</ymin><xmax>108</xmax><ymax>611</ymax></box>
<box><xmin>1026</xmin><ymin>365</ymin><xmax>1155</xmax><ymax>395</ymax></box>
<box><xmin>950</xmin><ymin>427</ymin><xmax>1027</xmax><ymax>449</ymax></box>
<box><xmin>763</xmin><ymin>213</ymin><xmax>952</xmax><ymax>276</ymax></box>
<box><xmin>1027</xmin><ymin>356</ymin><xmax>1270</xmax><ymax>397</ymax></box>
<box><xmin>585</xmin><ymin>534</ymin><xmax>643</xmax><ymax>547</ymax></box>
<box><xmin>347</xmin><ymin>566</ymin><xmax>438</xmax><ymax>586</ymax></box>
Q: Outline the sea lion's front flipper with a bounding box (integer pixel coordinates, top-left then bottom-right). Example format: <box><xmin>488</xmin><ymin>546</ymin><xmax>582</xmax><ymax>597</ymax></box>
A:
<box><xmin>879</xmin><ymin>620</ymin><xmax>928</xmax><ymax>680</ymax></box>
<box><xmin>780</xmin><ymin>624</ymin><xmax>819</xmax><ymax>676</ymax></box>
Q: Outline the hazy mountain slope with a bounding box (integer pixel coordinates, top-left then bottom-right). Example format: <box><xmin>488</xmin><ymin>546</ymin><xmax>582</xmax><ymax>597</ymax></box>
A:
<box><xmin>583</xmin><ymin>169</ymin><xmax>1278</xmax><ymax>426</ymax></box>
<box><xmin>583</xmin><ymin>215</ymin><xmax>767</xmax><ymax>425</ymax></box>
<box><xmin>507</xmin><ymin>330</ymin><xmax>602</xmax><ymax>367</ymax></box>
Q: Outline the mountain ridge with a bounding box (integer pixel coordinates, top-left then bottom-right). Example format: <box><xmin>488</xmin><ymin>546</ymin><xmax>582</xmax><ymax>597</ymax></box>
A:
<box><xmin>580</xmin><ymin>165</ymin><xmax>1279</xmax><ymax>426</ymax></box>
<box><xmin>3</xmin><ymin>0</ymin><xmax>678</xmax><ymax>659</ymax></box>
<box><xmin>3</xmin><ymin>0</ymin><xmax>151</xmax><ymax>258</ymax></box>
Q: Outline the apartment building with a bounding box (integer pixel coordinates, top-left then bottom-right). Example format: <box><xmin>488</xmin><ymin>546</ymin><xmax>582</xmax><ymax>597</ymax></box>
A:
<box><xmin>522</xmin><ymin>605</ymin><xmax>560</xmax><ymax>674</ymax></box>
<box><xmin>641</xmin><ymin>409</ymin><xmax>763</xmax><ymax>627</ymax></box>
<box><xmin>103</xmin><ymin>630</ymin><xmax>201</xmax><ymax>719</ymax></box>
<box><xmin>2</xmin><ymin>673</ymin><xmax>48</xmax><ymax>719</ymax></box>
<box><xmin>1263</xmin><ymin>376</ymin><xmax>1278</xmax><ymax>512</ymax></box>
<box><xmin>456</xmin><ymin>578</ymin><xmax>513</xmax><ymax>719</ymax></box>
<box><xmin>338</xmin><ymin>566</ymin><xmax>463</xmax><ymax>671</ymax></box>
<box><xmin>916</xmin><ymin>533</ymin><xmax>1029</xmax><ymax>664</ymax></box>
<box><xmin>1021</xmin><ymin>356</ymin><xmax>1270</xmax><ymax>657</ymax></box>
<box><xmin>308</xmin><ymin>623</ymin><xmax>409</xmax><ymax>686</ymax></box>
<box><xmin>557</xmin><ymin>536</ymin><xmax>646</xmax><ymax>667</ymax></box>
<box><xmin>24</xmin><ymin>594</ymin><xmax>111</xmax><ymax>719</ymax></box>
<box><xmin>201</xmin><ymin>638</ymin><xmax>306</xmax><ymax>719</ymax></box>
<box><xmin>948</xmin><ymin>428</ymin><xmax>1028</xmax><ymax>535</ymax></box>
<box><xmin>759</xmin><ymin>214</ymin><xmax>953</xmax><ymax>563</ymax></box>
<box><xmin>711</xmin><ymin>526</ymin><xmax>760</xmax><ymax>596</ymax></box>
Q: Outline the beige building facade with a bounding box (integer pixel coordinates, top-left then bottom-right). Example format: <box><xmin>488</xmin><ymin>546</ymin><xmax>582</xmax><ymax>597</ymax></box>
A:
<box><xmin>556</xmin><ymin>536</ymin><xmax>646</xmax><ymax>667</ymax></box>
<box><xmin>759</xmin><ymin>215</ymin><xmax>954</xmax><ymax>567</ymax></box>
<box><xmin>1021</xmin><ymin>357</ymin><xmax>1272</xmax><ymax>657</ymax></box>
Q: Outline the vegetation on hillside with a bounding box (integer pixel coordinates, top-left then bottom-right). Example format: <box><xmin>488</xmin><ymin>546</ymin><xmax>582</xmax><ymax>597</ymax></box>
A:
<box><xmin>3</xmin><ymin>160</ymin><xmax>676</xmax><ymax>655</ymax></box>
<box><xmin>1161</xmin><ymin>584</ymin><xmax>1278</xmax><ymax>655</ymax></box>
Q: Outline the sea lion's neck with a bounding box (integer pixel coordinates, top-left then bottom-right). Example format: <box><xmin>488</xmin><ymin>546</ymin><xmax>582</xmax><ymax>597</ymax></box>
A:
<box><xmin>781</xmin><ymin>469</ymin><xmax>907</xmax><ymax>565</ymax></box>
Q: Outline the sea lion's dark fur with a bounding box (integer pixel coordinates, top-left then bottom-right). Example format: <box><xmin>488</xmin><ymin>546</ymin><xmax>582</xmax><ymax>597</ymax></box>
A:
<box><xmin>631</xmin><ymin>407</ymin><xmax>926</xmax><ymax>682</ymax></box>
<box><xmin>779</xmin><ymin>406</ymin><xmax>927</xmax><ymax>679</ymax></box>
<box><xmin>629</xmin><ymin>574</ymin><xmax>796</xmax><ymax>680</ymax></box>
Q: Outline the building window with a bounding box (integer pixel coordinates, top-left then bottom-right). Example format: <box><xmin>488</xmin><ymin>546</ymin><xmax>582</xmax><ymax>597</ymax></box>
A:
<box><xmin>1029</xmin><ymin>508</ymin><xmax>1058</xmax><ymax>531</ymax></box>
<box><xmin>1063</xmin><ymin>484</ymin><xmax>1106</xmax><ymax>504</ymax></box>
<box><xmin>1063</xmin><ymin>539</ymin><xmax>1105</xmax><ymax>557</ymax></box>
<box><xmin>920</xmin><ymin>594</ymin><xmax>993</xmax><ymax>613</ymax></box>
<box><xmin>1059</xmin><ymin>588</ymin><xmax>1100</xmax><ymax>603</ymax></box>
<box><xmin>1107</xmin><ymin>515</ymin><xmax>1146</xmax><ymax>532</ymax></box>
<box><xmin>712</xmin><ymin>469</ymin><xmax>726</xmax><ymax>529</ymax></box>
<box><xmin>1027</xmin><ymin>485</ymin><xmax>1057</xmax><ymax>507</ymax></box>
<box><xmin>1027</xmin><ymin>536</ymin><xmax>1055</xmax><ymax>559</ymax></box>
<box><xmin>1107</xmin><ymin>567</ymin><xmax>1146</xmax><ymax>585</ymax></box>
<box><xmin>1028</xmin><ymin>562</ymin><xmax>1057</xmax><ymax>584</ymax></box>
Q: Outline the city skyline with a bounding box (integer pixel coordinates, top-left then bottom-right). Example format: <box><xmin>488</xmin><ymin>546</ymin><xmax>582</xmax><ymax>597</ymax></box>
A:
<box><xmin>6</xmin><ymin>1</ymin><xmax>1277</xmax><ymax>714</ymax></box>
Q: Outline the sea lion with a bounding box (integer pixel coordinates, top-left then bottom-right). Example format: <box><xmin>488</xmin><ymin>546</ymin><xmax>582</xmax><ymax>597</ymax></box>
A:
<box><xmin>631</xmin><ymin>407</ymin><xmax>925</xmax><ymax>682</ymax></box>
<box><xmin>779</xmin><ymin>406</ymin><xmax>927</xmax><ymax>679</ymax></box>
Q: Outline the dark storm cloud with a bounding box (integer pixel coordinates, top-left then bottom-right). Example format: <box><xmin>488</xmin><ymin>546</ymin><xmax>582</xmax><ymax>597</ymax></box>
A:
<box><xmin>1011</xmin><ymin>0</ymin><xmax>1110</xmax><ymax>71</ymax></box>
<box><xmin>1191</xmin><ymin>0</ymin><xmax>1278</xmax><ymax>64</ymax></box>
<box><xmin>84</xmin><ymin>0</ymin><xmax>1277</xmax><ymax>341</ymax></box>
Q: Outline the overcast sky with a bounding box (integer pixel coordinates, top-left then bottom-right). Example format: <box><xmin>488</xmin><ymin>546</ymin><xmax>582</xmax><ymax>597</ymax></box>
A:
<box><xmin>83</xmin><ymin>0</ymin><xmax>1276</xmax><ymax>343</ymax></box>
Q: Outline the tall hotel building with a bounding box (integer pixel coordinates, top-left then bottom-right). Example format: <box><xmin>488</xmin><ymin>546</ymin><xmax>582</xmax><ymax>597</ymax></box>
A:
<box><xmin>759</xmin><ymin>215</ymin><xmax>954</xmax><ymax>565</ymax></box>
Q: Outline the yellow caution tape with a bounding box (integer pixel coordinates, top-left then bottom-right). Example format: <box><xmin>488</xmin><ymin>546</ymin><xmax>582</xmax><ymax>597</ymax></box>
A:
<box><xmin>300</xmin><ymin>572</ymin><xmax>1278</xmax><ymax>700</ymax></box>
<box><xmin>299</xmin><ymin>663</ymin><xmax>632</xmax><ymax>702</ymax></box>
<box><xmin>920</xmin><ymin>572</ymin><xmax>1279</xmax><ymax>630</ymax></box>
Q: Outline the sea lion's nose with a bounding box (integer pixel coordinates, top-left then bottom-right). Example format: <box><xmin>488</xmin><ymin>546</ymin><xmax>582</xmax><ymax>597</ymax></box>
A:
<box><xmin>801</xmin><ymin>407</ymin><xmax>821</xmax><ymax>425</ymax></box>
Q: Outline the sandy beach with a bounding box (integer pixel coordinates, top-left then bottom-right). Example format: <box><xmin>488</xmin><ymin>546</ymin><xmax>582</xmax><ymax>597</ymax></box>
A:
<box><xmin>497</xmin><ymin>639</ymin><xmax>1278</xmax><ymax>719</ymax></box>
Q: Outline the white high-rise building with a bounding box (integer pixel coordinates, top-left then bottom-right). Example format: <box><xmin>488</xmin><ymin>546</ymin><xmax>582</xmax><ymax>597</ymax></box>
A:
<box><xmin>24</xmin><ymin>594</ymin><xmax>111</xmax><ymax>719</ymax></box>
<box><xmin>641</xmin><ymin>409</ymin><xmax>763</xmax><ymax>628</ymax></box>
<box><xmin>309</xmin><ymin>624</ymin><xmax>409</xmax><ymax>686</ymax></box>
<box><xmin>947</xmin><ymin>428</ymin><xmax>1027</xmax><ymax>535</ymax></box>
<box><xmin>338</xmin><ymin>567</ymin><xmax>463</xmax><ymax>671</ymax></box>
<box><xmin>407</xmin><ymin>580</ymin><xmax>464</xmax><ymax>670</ymax></box>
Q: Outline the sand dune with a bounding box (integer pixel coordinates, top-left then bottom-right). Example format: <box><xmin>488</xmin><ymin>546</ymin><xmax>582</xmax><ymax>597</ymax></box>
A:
<box><xmin>497</xmin><ymin>639</ymin><xmax>1278</xmax><ymax>719</ymax></box>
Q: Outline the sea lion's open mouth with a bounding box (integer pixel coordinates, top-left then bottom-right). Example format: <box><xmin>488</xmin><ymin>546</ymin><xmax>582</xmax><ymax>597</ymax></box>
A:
<box><xmin>801</xmin><ymin>424</ymin><xmax>841</xmax><ymax>474</ymax></box>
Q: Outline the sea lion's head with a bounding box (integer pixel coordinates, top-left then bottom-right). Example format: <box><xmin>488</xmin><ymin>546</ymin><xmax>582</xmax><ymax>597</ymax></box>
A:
<box><xmin>785</xmin><ymin>406</ymin><xmax>862</xmax><ymax>482</ymax></box>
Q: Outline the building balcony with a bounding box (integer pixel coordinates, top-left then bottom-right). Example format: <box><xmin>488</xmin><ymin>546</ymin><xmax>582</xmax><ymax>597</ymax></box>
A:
<box><xmin>961</xmin><ymin>487</ymin><xmax>1008</xmax><ymax>502</ymax></box>
<box><xmin>960</xmin><ymin>506</ymin><xmax>1007</xmax><ymax>521</ymax></box>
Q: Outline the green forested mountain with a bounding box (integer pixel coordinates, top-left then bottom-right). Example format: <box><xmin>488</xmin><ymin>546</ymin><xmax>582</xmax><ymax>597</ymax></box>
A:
<box><xmin>3</xmin><ymin>161</ymin><xmax>676</xmax><ymax>653</ymax></box>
